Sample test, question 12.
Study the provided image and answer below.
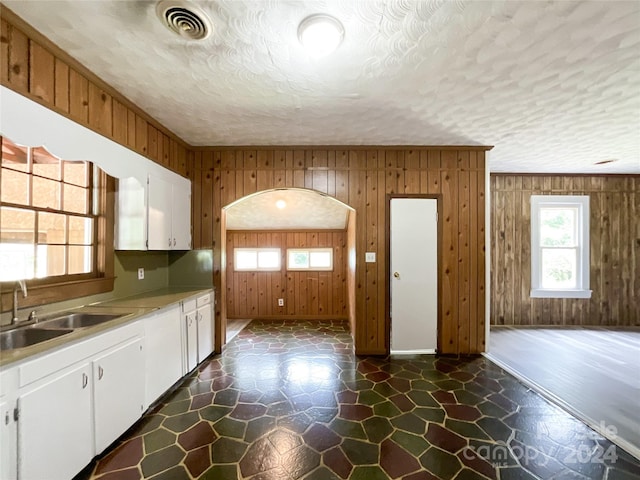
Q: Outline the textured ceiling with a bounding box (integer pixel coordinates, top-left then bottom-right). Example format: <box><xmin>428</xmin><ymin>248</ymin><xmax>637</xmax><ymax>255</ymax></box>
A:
<box><xmin>3</xmin><ymin>0</ymin><xmax>640</xmax><ymax>173</ymax></box>
<box><xmin>225</xmin><ymin>189</ymin><xmax>351</xmax><ymax>230</ymax></box>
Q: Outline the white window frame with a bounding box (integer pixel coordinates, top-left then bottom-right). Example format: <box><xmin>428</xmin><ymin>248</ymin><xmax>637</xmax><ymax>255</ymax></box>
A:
<box><xmin>530</xmin><ymin>195</ymin><xmax>591</xmax><ymax>298</ymax></box>
<box><xmin>287</xmin><ymin>248</ymin><xmax>334</xmax><ymax>271</ymax></box>
<box><xmin>233</xmin><ymin>248</ymin><xmax>281</xmax><ymax>272</ymax></box>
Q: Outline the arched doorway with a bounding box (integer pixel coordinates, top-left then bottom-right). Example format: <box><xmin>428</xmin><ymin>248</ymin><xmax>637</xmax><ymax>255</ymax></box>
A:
<box><xmin>219</xmin><ymin>188</ymin><xmax>356</xmax><ymax>347</ymax></box>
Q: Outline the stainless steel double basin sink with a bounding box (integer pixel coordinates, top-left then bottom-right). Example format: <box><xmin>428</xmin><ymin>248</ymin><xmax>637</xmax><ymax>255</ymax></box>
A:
<box><xmin>0</xmin><ymin>312</ymin><xmax>123</xmax><ymax>351</ymax></box>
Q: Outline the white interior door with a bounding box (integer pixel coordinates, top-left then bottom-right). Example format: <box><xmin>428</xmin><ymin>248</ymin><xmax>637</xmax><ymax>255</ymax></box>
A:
<box><xmin>390</xmin><ymin>198</ymin><xmax>438</xmax><ymax>353</ymax></box>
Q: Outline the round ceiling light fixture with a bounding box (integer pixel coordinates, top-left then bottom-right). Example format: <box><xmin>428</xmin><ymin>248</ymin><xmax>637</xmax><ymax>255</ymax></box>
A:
<box><xmin>298</xmin><ymin>14</ymin><xmax>344</xmax><ymax>57</ymax></box>
<box><xmin>275</xmin><ymin>200</ymin><xmax>287</xmax><ymax>209</ymax></box>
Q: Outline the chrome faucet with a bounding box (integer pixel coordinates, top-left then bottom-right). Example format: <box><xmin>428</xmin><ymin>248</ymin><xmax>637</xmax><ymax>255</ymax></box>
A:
<box><xmin>11</xmin><ymin>280</ymin><xmax>28</xmax><ymax>325</ymax></box>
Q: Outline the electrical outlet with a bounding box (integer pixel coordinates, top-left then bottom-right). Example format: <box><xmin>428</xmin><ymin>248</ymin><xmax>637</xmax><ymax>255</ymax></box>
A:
<box><xmin>138</xmin><ymin>268</ymin><xmax>145</xmax><ymax>280</ymax></box>
<box><xmin>278</xmin><ymin>298</ymin><xmax>284</xmax><ymax>307</ymax></box>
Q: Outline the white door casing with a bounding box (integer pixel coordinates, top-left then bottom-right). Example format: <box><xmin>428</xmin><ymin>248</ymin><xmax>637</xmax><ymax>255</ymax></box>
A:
<box><xmin>390</xmin><ymin>198</ymin><xmax>438</xmax><ymax>354</ymax></box>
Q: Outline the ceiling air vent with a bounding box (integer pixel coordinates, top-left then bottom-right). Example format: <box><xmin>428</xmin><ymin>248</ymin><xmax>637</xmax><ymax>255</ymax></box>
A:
<box><xmin>156</xmin><ymin>0</ymin><xmax>212</xmax><ymax>41</ymax></box>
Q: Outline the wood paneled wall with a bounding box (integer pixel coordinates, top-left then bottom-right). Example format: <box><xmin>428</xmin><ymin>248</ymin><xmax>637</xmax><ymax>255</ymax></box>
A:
<box><xmin>189</xmin><ymin>147</ymin><xmax>488</xmax><ymax>355</ymax></box>
<box><xmin>491</xmin><ymin>174</ymin><xmax>640</xmax><ymax>327</ymax></box>
<box><xmin>226</xmin><ymin>230</ymin><xmax>348</xmax><ymax>319</ymax></box>
<box><xmin>0</xmin><ymin>6</ymin><xmax>190</xmax><ymax>176</ymax></box>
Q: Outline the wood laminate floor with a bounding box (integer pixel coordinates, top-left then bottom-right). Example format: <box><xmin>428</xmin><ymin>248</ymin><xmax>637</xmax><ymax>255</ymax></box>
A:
<box><xmin>487</xmin><ymin>327</ymin><xmax>640</xmax><ymax>460</ymax></box>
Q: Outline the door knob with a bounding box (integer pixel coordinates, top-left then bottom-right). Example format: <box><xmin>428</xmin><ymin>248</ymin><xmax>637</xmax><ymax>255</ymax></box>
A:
<box><xmin>393</xmin><ymin>272</ymin><xmax>400</xmax><ymax>278</ymax></box>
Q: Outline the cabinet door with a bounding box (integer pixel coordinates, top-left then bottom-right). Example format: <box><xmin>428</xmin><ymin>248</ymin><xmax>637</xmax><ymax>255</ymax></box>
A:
<box><xmin>197</xmin><ymin>304</ymin><xmax>213</xmax><ymax>362</ymax></box>
<box><xmin>147</xmin><ymin>174</ymin><xmax>173</xmax><ymax>250</ymax></box>
<box><xmin>145</xmin><ymin>308</ymin><xmax>183</xmax><ymax>407</ymax></box>
<box><xmin>185</xmin><ymin>313</ymin><xmax>198</xmax><ymax>372</ymax></box>
<box><xmin>93</xmin><ymin>338</ymin><xmax>144</xmax><ymax>454</ymax></box>
<box><xmin>172</xmin><ymin>182</ymin><xmax>191</xmax><ymax>250</ymax></box>
<box><xmin>0</xmin><ymin>399</ymin><xmax>16</xmax><ymax>480</ymax></box>
<box><xmin>115</xmin><ymin>177</ymin><xmax>147</xmax><ymax>250</ymax></box>
<box><xmin>19</xmin><ymin>362</ymin><xmax>93</xmax><ymax>480</ymax></box>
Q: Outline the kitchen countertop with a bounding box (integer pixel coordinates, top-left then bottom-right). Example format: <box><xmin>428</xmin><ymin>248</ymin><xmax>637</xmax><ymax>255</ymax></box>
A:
<box><xmin>94</xmin><ymin>287</ymin><xmax>212</xmax><ymax>309</ymax></box>
<box><xmin>0</xmin><ymin>287</ymin><xmax>212</xmax><ymax>368</ymax></box>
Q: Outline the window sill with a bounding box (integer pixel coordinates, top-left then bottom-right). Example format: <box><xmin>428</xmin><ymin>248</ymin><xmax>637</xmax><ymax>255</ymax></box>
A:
<box><xmin>530</xmin><ymin>289</ymin><xmax>592</xmax><ymax>299</ymax></box>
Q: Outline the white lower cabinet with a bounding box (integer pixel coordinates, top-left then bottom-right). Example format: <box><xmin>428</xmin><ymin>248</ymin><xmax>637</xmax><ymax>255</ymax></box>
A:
<box><xmin>197</xmin><ymin>303</ymin><xmax>213</xmax><ymax>362</ymax></box>
<box><xmin>182</xmin><ymin>292</ymin><xmax>214</xmax><ymax>373</ymax></box>
<box><xmin>0</xmin><ymin>367</ymin><xmax>18</xmax><ymax>480</ymax></box>
<box><xmin>184</xmin><ymin>311</ymin><xmax>198</xmax><ymax>373</ymax></box>
<box><xmin>144</xmin><ymin>306</ymin><xmax>183</xmax><ymax>408</ymax></box>
<box><xmin>0</xmin><ymin>398</ymin><xmax>17</xmax><ymax>480</ymax></box>
<box><xmin>2</xmin><ymin>289</ymin><xmax>213</xmax><ymax>478</ymax></box>
<box><xmin>93</xmin><ymin>337</ymin><xmax>144</xmax><ymax>454</ymax></box>
<box><xmin>18</xmin><ymin>362</ymin><xmax>93</xmax><ymax>480</ymax></box>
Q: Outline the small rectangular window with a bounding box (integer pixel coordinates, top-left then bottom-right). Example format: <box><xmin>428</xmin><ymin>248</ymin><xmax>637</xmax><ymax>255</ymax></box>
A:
<box><xmin>234</xmin><ymin>248</ymin><xmax>281</xmax><ymax>271</ymax></box>
<box><xmin>530</xmin><ymin>195</ymin><xmax>591</xmax><ymax>298</ymax></box>
<box><xmin>287</xmin><ymin>248</ymin><xmax>333</xmax><ymax>271</ymax></box>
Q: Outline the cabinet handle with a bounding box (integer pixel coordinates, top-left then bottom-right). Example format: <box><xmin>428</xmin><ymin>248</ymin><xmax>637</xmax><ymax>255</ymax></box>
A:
<box><xmin>98</xmin><ymin>366</ymin><xmax>104</xmax><ymax>380</ymax></box>
<box><xmin>168</xmin><ymin>238</ymin><xmax>172</xmax><ymax>247</ymax></box>
<box><xmin>173</xmin><ymin>238</ymin><xmax>176</xmax><ymax>247</ymax></box>
<box><xmin>4</xmin><ymin>411</ymin><xmax>9</xmax><ymax>425</ymax></box>
<box><xmin>82</xmin><ymin>372</ymin><xmax>88</xmax><ymax>389</ymax></box>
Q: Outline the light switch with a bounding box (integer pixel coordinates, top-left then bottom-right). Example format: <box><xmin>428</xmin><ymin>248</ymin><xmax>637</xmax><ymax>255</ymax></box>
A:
<box><xmin>365</xmin><ymin>252</ymin><xmax>376</xmax><ymax>263</ymax></box>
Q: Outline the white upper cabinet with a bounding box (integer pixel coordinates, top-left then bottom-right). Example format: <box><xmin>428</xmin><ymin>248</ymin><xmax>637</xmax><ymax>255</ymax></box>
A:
<box><xmin>116</xmin><ymin>174</ymin><xmax>191</xmax><ymax>251</ymax></box>
<box><xmin>148</xmin><ymin>175</ymin><xmax>174</xmax><ymax>250</ymax></box>
<box><xmin>172</xmin><ymin>181</ymin><xmax>192</xmax><ymax>250</ymax></box>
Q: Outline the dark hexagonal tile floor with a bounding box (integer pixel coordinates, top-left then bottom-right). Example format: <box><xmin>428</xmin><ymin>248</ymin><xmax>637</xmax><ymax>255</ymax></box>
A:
<box><xmin>77</xmin><ymin>320</ymin><xmax>640</xmax><ymax>480</ymax></box>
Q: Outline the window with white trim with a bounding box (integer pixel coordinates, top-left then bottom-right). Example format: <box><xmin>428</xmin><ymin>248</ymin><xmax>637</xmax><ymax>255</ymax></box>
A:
<box><xmin>234</xmin><ymin>248</ymin><xmax>281</xmax><ymax>271</ymax></box>
<box><xmin>287</xmin><ymin>248</ymin><xmax>333</xmax><ymax>271</ymax></box>
<box><xmin>530</xmin><ymin>195</ymin><xmax>591</xmax><ymax>298</ymax></box>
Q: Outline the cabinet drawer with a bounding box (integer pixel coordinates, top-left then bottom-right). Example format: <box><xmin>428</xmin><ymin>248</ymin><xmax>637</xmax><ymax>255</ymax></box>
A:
<box><xmin>196</xmin><ymin>293</ymin><xmax>211</xmax><ymax>307</ymax></box>
<box><xmin>19</xmin><ymin>321</ymin><xmax>143</xmax><ymax>388</ymax></box>
<box><xmin>182</xmin><ymin>299</ymin><xmax>197</xmax><ymax>312</ymax></box>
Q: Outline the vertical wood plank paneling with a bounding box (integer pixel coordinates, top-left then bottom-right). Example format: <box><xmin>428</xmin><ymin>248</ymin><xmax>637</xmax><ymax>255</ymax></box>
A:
<box><xmin>440</xmin><ymin>151</ymin><xmax>459</xmax><ymax>353</ymax></box>
<box><xmin>365</xmin><ymin>151</ymin><xmax>379</xmax><ymax>351</ymax></box>
<box><xmin>126</xmin><ymin>110</ymin><xmax>136</xmax><ymax>151</ymax></box>
<box><xmin>134</xmin><ymin>115</ymin><xmax>148</xmax><ymax>156</ymax></box>
<box><xmin>29</xmin><ymin>41</ymin><xmax>54</xmax><ymax>103</ymax></box>
<box><xmin>8</xmin><ymin>24</ymin><xmax>28</xmax><ymax>92</ymax></box>
<box><xmin>0</xmin><ymin>19</ymin><xmax>9</xmax><ymax>84</ymax></box>
<box><xmin>53</xmin><ymin>58</ymin><xmax>69</xmax><ymax>113</ymax></box>
<box><xmin>162</xmin><ymin>134</ymin><xmax>170</xmax><ymax>168</ymax></box>
<box><xmin>88</xmin><ymin>83</ymin><xmax>112</xmax><ymax>136</ymax></box>
<box><xmin>191</xmin><ymin>150</ymin><xmax>203</xmax><ymax>248</ymax></box>
<box><xmin>457</xmin><ymin>151</ymin><xmax>471</xmax><ymax>353</ymax></box>
<box><xmin>201</xmin><ymin>151</ymin><xmax>214</xmax><ymax>248</ymax></box>
<box><xmin>405</xmin><ymin>149</ymin><xmax>420</xmax><ymax>193</ymax></box>
<box><xmin>312</xmin><ymin>150</ymin><xmax>328</xmax><ymax>193</ymax></box>
<box><xmin>274</xmin><ymin>150</ymin><xmax>286</xmax><ymax>189</ymax></box>
<box><xmin>212</xmin><ymin>150</ymin><xmax>222</xmax><ymax>252</ymax></box>
<box><xmin>244</xmin><ymin>150</ymin><xmax>257</xmax><ymax>196</ymax></box>
<box><xmin>204</xmin><ymin>147</ymin><xmax>488</xmax><ymax>354</ymax></box>
<box><xmin>376</xmin><ymin>152</ymin><xmax>386</xmax><ymax>352</ymax></box>
<box><xmin>69</xmin><ymin>68</ymin><xmax>89</xmax><ymax>124</ymax></box>
<box><xmin>491</xmin><ymin>174</ymin><xmax>639</xmax><ymax>327</ymax></box>
<box><xmin>256</xmin><ymin>150</ymin><xmax>272</xmax><ymax>191</ymax></box>
<box><xmin>147</xmin><ymin>124</ymin><xmax>158</xmax><ymax>162</ymax></box>
<box><xmin>335</xmin><ymin>150</ymin><xmax>349</xmax><ymax>205</ymax></box>
<box><xmin>111</xmin><ymin>99</ymin><xmax>128</xmax><ymax>145</ymax></box>
<box><xmin>476</xmin><ymin>152</ymin><xmax>486</xmax><ymax>352</ymax></box>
